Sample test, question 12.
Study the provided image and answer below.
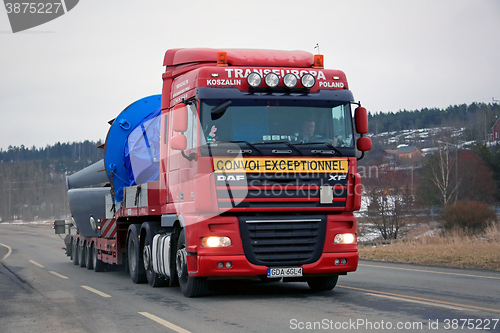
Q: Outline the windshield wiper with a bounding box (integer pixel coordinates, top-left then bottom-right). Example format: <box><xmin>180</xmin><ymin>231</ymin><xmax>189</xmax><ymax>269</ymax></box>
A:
<box><xmin>312</xmin><ymin>142</ymin><xmax>342</xmax><ymax>156</ymax></box>
<box><xmin>292</xmin><ymin>141</ymin><xmax>342</xmax><ymax>156</ymax></box>
<box><xmin>252</xmin><ymin>141</ymin><xmax>303</xmax><ymax>156</ymax></box>
<box><xmin>229</xmin><ymin>141</ymin><xmax>264</xmax><ymax>155</ymax></box>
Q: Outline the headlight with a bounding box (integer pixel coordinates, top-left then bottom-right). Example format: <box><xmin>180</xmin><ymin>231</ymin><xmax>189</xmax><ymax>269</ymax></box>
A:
<box><xmin>334</xmin><ymin>233</ymin><xmax>356</xmax><ymax>244</ymax></box>
<box><xmin>264</xmin><ymin>72</ymin><xmax>280</xmax><ymax>88</ymax></box>
<box><xmin>247</xmin><ymin>72</ymin><xmax>262</xmax><ymax>88</ymax></box>
<box><xmin>283</xmin><ymin>73</ymin><xmax>298</xmax><ymax>88</ymax></box>
<box><xmin>201</xmin><ymin>236</ymin><xmax>232</xmax><ymax>247</ymax></box>
<box><xmin>301</xmin><ymin>73</ymin><xmax>316</xmax><ymax>88</ymax></box>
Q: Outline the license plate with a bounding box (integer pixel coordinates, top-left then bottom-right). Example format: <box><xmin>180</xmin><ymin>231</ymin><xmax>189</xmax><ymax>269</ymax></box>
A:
<box><xmin>267</xmin><ymin>267</ymin><xmax>303</xmax><ymax>278</ymax></box>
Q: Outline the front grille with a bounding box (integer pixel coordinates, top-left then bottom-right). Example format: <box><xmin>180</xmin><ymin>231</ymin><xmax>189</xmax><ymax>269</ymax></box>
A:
<box><xmin>216</xmin><ymin>173</ymin><xmax>348</xmax><ymax>210</ymax></box>
<box><xmin>239</xmin><ymin>215</ymin><xmax>326</xmax><ymax>266</ymax></box>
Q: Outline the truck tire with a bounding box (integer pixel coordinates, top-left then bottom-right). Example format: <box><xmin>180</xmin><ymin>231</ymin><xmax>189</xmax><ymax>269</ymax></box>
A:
<box><xmin>85</xmin><ymin>243</ymin><xmax>93</xmax><ymax>270</ymax></box>
<box><xmin>72</xmin><ymin>240</ymin><xmax>79</xmax><ymax>265</ymax></box>
<box><xmin>306</xmin><ymin>275</ymin><xmax>339</xmax><ymax>292</ymax></box>
<box><xmin>92</xmin><ymin>242</ymin><xmax>105</xmax><ymax>272</ymax></box>
<box><xmin>69</xmin><ymin>239</ymin><xmax>73</xmax><ymax>260</ymax></box>
<box><xmin>142</xmin><ymin>222</ymin><xmax>166</xmax><ymax>287</ymax></box>
<box><xmin>176</xmin><ymin>229</ymin><xmax>208</xmax><ymax>297</ymax></box>
<box><xmin>79</xmin><ymin>241</ymin><xmax>86</xmax><ymax>268</ymax></box>
<box><xmin>128</xmin><ymin>224</ymin><xmax>146</xmax><ymax>284</ymax></box>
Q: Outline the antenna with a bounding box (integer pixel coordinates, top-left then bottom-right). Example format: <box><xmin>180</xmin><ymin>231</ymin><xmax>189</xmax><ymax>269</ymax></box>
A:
<box><xmin>314</xmin><ymin>43</ymin><xmax>320</xmax><ymax>54</ymax></box>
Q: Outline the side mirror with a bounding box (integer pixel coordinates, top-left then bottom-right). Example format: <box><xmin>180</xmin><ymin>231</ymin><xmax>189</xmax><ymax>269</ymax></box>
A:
<box><xmin>354</xmin><ymin>106</ymin><xmax>369</xmax><ymax>134</ymax></box>
<box><xmin>171</xmin><ymin>134</ymin><xmax>187</xmax><ymax>150</ymax></box>
<box><xmin>173</xmin><ymin>104</ymin><xmax>188</xmax><ymax>132</ymax></box>
<box><xmin>357</xmin><ymin>136</ymin><xmax>372</xmax><ymax>152</ymax></box>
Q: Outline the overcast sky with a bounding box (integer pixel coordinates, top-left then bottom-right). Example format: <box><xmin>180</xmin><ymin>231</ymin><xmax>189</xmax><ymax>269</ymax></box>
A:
<box><xmin>1</xmin><ymin>0</ymin><xmax>499</xmax><ymax>150</ymax></box>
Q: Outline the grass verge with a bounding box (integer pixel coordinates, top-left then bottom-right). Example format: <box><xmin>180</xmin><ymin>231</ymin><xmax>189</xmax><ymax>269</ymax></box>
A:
<box><xmin>358</xmin><ymin>223</ymin><xmax>500</xmax><ymax>271</ymax></box>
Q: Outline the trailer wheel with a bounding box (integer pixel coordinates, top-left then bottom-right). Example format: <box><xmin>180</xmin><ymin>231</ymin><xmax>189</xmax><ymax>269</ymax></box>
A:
<box><xmin>127</xmin><ymin>224</ymin><xmax>146</xmax><ymax>284</ymax></box>
<box><xmin>69</xmin><ymin>239</ymin><xmax>74</xmax><ymax>260</ymax></box>
<box><xmin>306</xmin><ymin>275</ymin><xmax>339</xmax><ymax>292</ymax></box>
<box><xmin>142</xmin><ymin>222</ymin><xmax>166</xmax><ymax>287</ymax></box>
<box><xmin>85</xmin><ymin>243</ymin><xmax>93</xmax><ymax>270</ymax></box>
<box><xmin>79</xmin><ymin>241</ymin><xmax>86</xmax><ymax>268</ymax></box>
<box><xmin>72</xmin><ymin>240</ymin><xmax>79</xmax><ymax>265</ymax></box>
<box><xmin>176</xmin><ymin>229</ymin><xmax>207</xmax><ymax>297</ymax></box>
<box><xmin>92</xmin><ymin>242</ymin><xmax>105</xmax><ymax>272</ymax></box>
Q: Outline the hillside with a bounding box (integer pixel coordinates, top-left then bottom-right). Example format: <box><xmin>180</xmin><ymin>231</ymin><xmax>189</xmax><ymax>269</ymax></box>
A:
<box><xmin>0</xmin><ymin>141</ymin><xmax>103</xmax><ymax>222</ymax></box>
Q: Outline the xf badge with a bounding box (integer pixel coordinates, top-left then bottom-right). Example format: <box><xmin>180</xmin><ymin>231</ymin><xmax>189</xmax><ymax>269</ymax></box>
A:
<box><xmin>329</xmin><ymin>174</ymin><xmax>347</xmax><ymax>181</ymax></box>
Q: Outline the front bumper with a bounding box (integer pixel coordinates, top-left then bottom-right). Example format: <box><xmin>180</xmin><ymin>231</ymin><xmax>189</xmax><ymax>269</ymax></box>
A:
<box><xmin>189</xmin><ymin>251</ymin><xmax>358</xmax><ymax>278</ymax></box>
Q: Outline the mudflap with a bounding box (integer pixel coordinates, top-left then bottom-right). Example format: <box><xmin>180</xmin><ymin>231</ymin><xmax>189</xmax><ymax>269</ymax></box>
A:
<box><xmin>64</xmin><ymin>234</ymin><xmax>73</xmax><ymax>257</ymax></box>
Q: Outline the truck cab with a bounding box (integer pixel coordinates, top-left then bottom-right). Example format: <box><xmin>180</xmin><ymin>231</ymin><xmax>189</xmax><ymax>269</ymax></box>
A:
<box><xmin>158</xmin><ymin>49</ymin><xmax>371</xmax><ymax>296</ymax></box>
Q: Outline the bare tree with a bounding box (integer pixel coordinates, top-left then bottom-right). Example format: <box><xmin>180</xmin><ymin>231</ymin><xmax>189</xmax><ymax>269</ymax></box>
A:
<box><xmin>427</xmin><ymin>142</ymin><xmax>459</xmax><ymax>206</ymax></box>
<box><xmin>362</xmin><ymin>167</ymin><xmax>416</xmax><ymax>240</ymax></box>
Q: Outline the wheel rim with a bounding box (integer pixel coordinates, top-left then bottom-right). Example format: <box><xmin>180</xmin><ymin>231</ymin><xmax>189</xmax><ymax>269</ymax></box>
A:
<box><xmin>143</xmin><ymin>245</ymin><xmax>151</xmax><ymax>272</ymax></box>
<box><xmin>176</xmin><ymin>247</ymin><xmax>187</xmax><ymax>281</ymax></box>
<box><xmin>93</xmin><ymin>245</ymin><xmax>97</xmax><ymax>266</ymax></box>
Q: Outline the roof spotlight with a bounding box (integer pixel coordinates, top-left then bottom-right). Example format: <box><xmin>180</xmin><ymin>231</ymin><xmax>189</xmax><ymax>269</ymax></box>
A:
<box><xmin>265</xmin><ymin>72</ymin><xmax>280</xmax><ymax>88</ymax></box>
<box><xmin>301</xmin><ymin>73</ymin><xmax>316</xmax><ymax>89</ymax></box>
<box><xmin>247</xmin><ymin>72</ymin><xmax>262</xmax><ymax>88</ymax></box>
<box><xmin>283</xmin><ymin>73</ymin><xmax>298</xmax><ymax>88</ymax></box>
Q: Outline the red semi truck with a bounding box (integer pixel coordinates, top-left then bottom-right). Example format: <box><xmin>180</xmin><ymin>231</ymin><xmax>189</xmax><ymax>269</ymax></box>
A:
<box><xmin>60</xmin><ymin>48</ymin><xmax>372</xmax><ymax>297</ymax></box>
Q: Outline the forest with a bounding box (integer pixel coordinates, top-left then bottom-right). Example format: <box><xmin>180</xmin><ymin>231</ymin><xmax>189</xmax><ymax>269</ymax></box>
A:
<box><xmin>0</xmin><ymin>141</ymin><xmax>103</xmax><ymax>222</ymax></box>
<box><xmin>368</xmin><ymin>102</ymin><xmax>500</xmax><ymax>142</ymax></box>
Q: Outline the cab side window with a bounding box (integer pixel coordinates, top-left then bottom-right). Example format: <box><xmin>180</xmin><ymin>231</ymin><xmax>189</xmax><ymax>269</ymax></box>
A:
<box><xmin>185</xmin><ymin>103</ymin><xmax>198</xmax><ymax>149</ymax></box>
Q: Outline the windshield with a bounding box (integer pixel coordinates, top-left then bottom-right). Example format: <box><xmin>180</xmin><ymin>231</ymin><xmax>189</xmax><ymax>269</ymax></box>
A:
<box><xmin>200</xmin><ymin>99</ymin><xmax>354</xmax><ymax>148</ymax></box>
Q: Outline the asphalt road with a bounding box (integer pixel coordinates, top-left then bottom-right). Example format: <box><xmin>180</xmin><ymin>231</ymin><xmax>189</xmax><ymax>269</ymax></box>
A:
<box><xmin>0</xmin><ymin>223</ymin><xmax>499</xmax><ymax>333</ymax></box>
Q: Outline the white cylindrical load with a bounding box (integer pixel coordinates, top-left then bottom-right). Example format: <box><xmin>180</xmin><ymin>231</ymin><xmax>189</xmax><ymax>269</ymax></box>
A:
<box><xmin>67</xmin><ymin>187</ymin><xmax>109</xmax><ymax>237</ymax></box>
<box><xmin>66</xmin><ymin>159</ymin><xmax>108</xmax><ymax>189</ymax></box>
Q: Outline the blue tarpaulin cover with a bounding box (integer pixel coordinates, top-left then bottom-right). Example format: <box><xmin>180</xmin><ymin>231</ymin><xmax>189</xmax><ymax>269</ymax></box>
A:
<box><xmin>104</xmin><ymin>94</ymin><xmax>162</xmax><ymax>203</ymax></box>
<box><xmin>124</xmin><ymin>109</ymin><xmax>161</xmax><ymax>186</ymax></box>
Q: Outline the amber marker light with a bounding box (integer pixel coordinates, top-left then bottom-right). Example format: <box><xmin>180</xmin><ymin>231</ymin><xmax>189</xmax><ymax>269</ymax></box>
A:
<box><xmin>314</xmin><ymin>54</ymin><xmax>324</xmax><ymax>69</ymax></box>
<box><xmin>217</xmin><ymin>51</ymin><xmax>228</xmax><ymax>66</ymax></box>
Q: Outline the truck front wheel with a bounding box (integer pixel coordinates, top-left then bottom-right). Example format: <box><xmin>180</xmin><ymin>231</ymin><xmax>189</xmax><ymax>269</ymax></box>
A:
<box><xmin>176</xmin><ymin>229</ymin><xmax>207</xmax><ymax>297</ymax></box>
<box><xmin>306</xmin><ymin>275</ymin><xmax>339</xmax><ymax>292</ymax></box>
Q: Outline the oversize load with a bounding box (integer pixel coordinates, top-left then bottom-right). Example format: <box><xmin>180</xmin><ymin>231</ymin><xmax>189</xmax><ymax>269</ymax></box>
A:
<box><xmin>213</xmin><ymin>158</ymin><xmax>348</xmax><ymax>173</ymax></box>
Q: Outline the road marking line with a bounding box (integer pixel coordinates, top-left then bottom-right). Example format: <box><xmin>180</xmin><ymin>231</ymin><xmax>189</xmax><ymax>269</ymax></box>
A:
<box><xmin>49</xmin><ymin>271</ymin><xmax>69</xmax><ymax>279</ymax></box>
<box><xmin>359</xmin><ymin>263</ymin><xmax>500</xmax><ymax>280</ymax></box>
<box><xmin>139</xmin><ymin>312</ymin><xmax>192</xmax><ymax>333</ymax></box>
<box><xmin>0</xmin><ymin>243</ymin><xmax>12</xmax><ymax>261</ymax></box>
<box><xmin>338</xmin><ymin>285</ymin><xmax>500</xmax><ymax>314</ymax></box>
<box><xmin>29</xmin><ymin>260</ymin><xmax>44</xmax><ymax>268</ymax></box>
<box><xmin>366</xmin><ymin>293</ymin><xmax>470</xmax><ymax>311</ymax></box>
<box><xmin>81</xmin><ymin>285</ymin><xmax>111</xmax><ymax>298</ymax></box>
